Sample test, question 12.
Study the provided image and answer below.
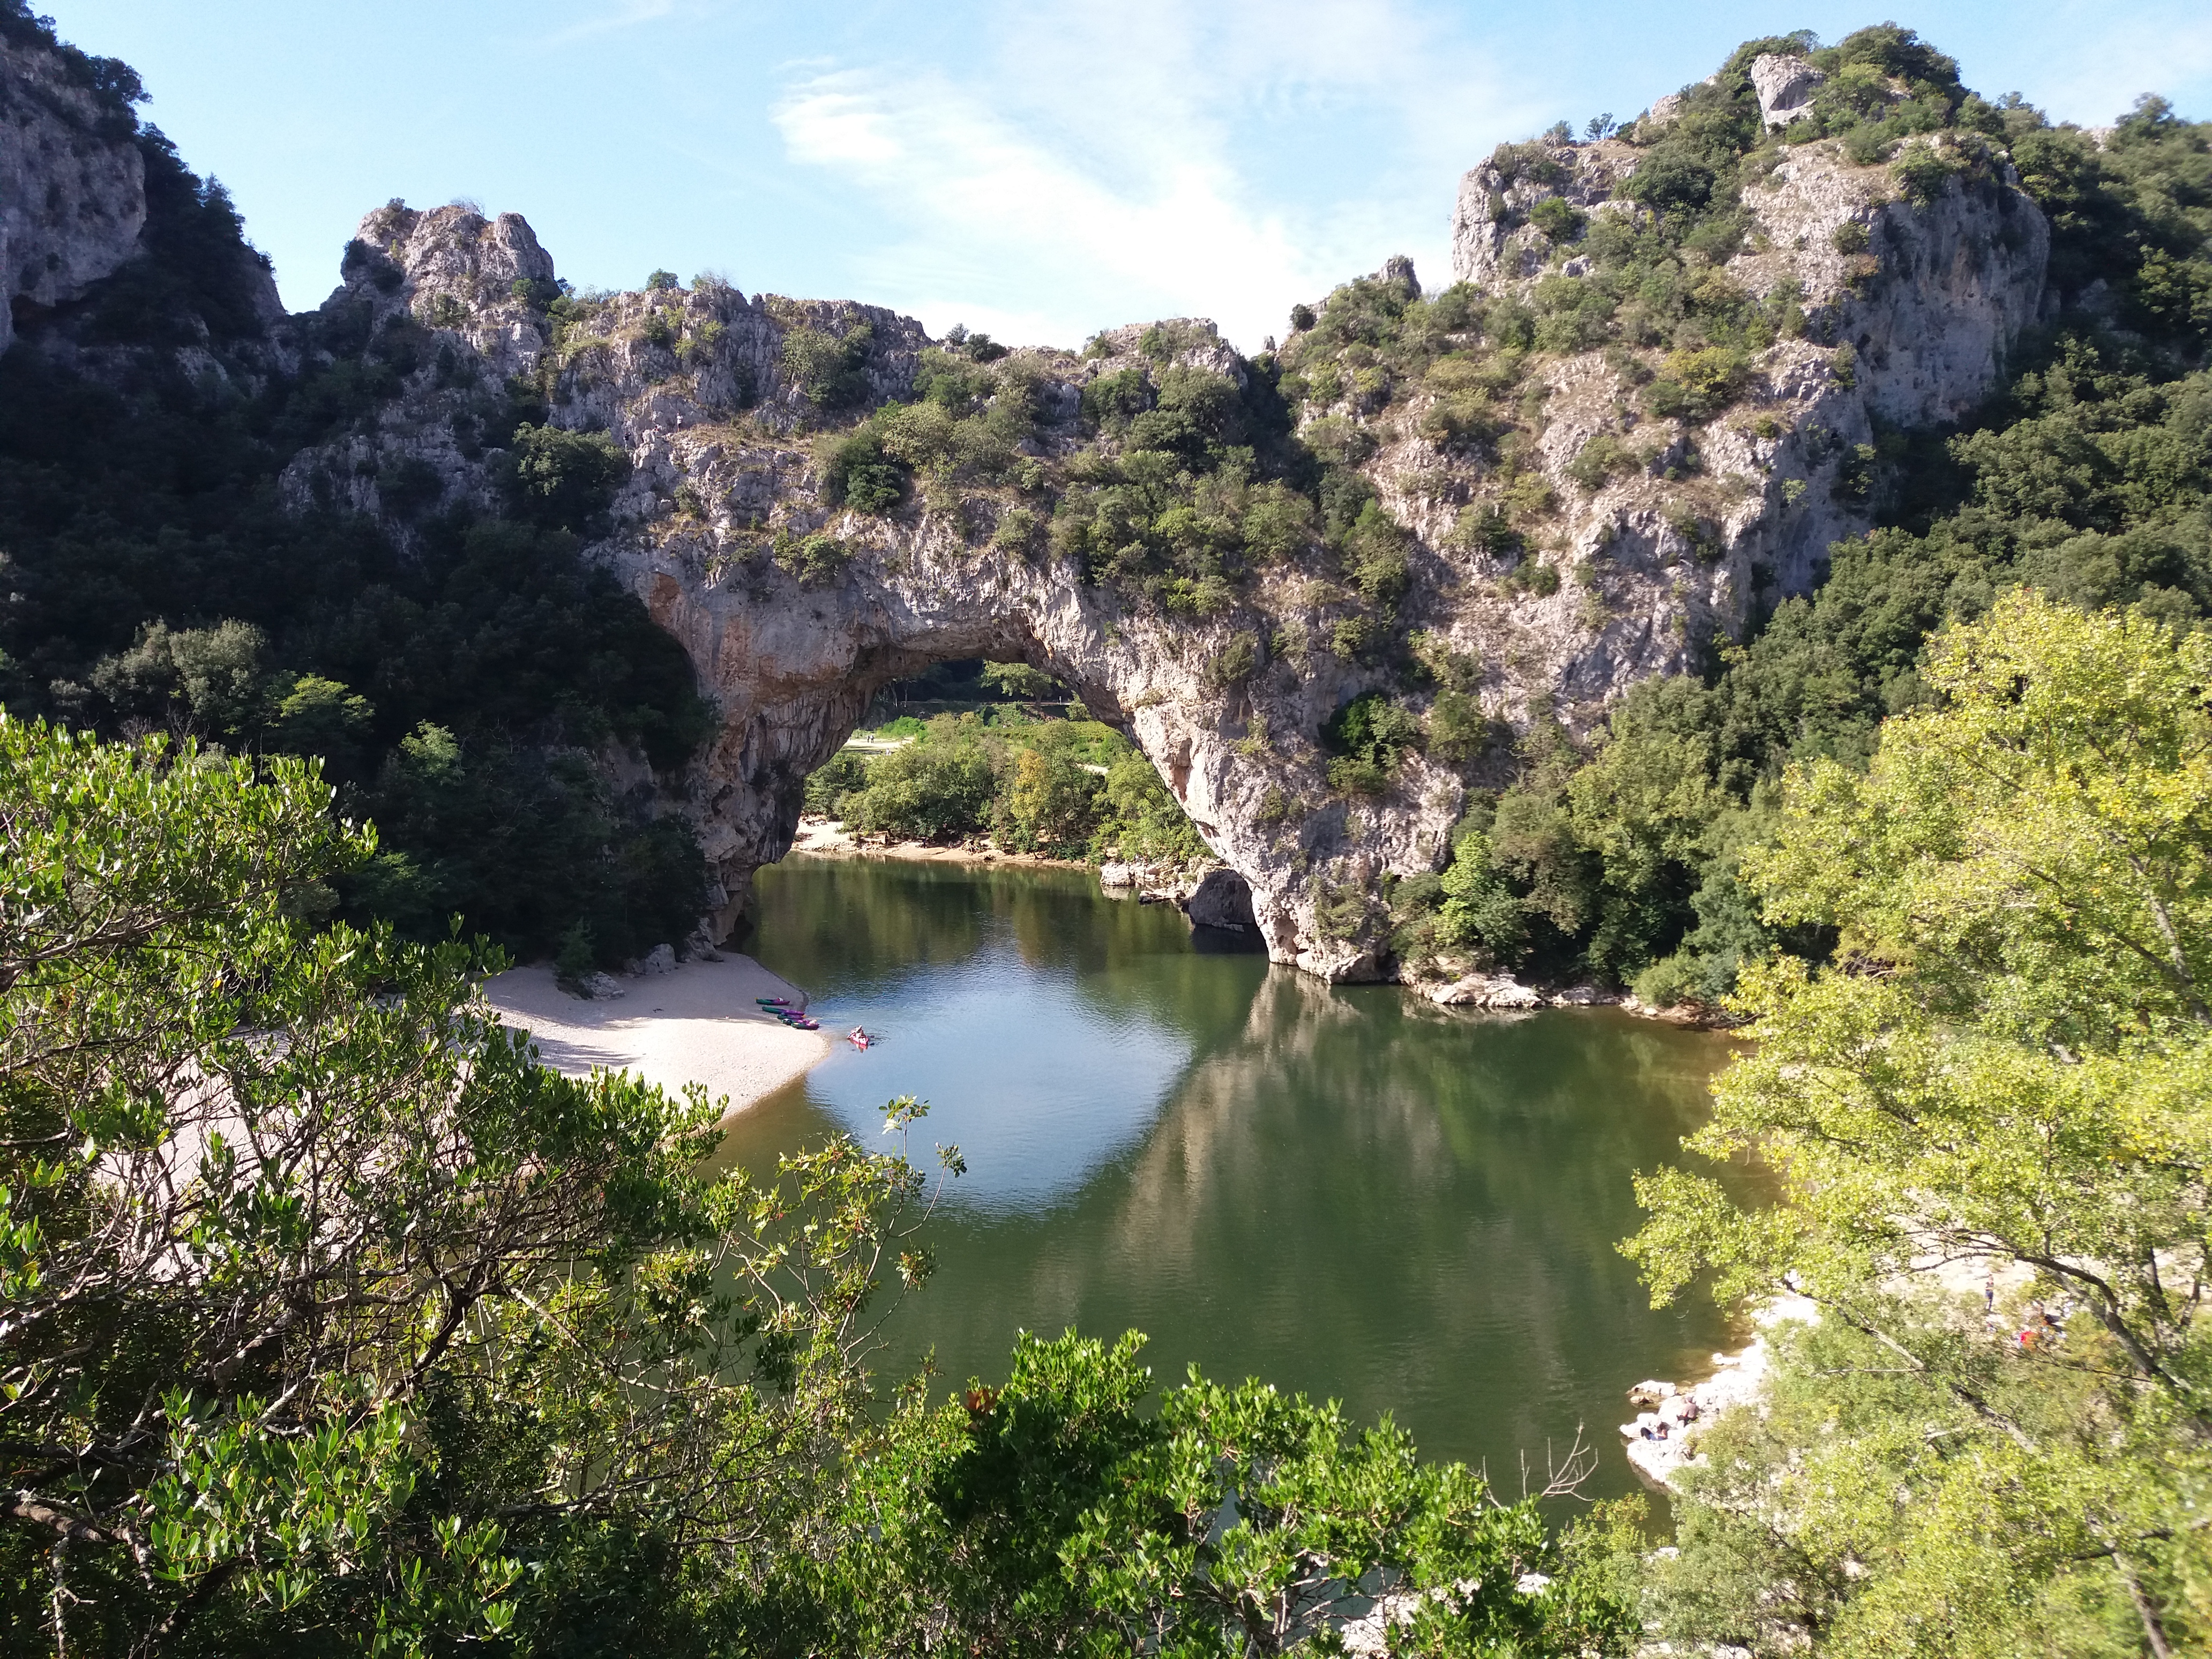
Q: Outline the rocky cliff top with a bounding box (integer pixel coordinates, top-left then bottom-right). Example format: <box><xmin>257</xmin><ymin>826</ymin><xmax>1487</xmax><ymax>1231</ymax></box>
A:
<box><xmin>0</xmin><ymin>18</ymin><xmax>2076</xmax><ymax>984</ymax></box>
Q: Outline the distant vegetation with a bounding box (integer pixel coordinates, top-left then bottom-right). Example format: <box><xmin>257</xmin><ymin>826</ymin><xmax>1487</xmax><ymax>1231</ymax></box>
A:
<box><xmin>807</xmin><ymin>706</ymin><xmax>1207</xmax><ymax>864</ymax></box>
<box><xmin>0</xmin><ymin>55</ymin><xmax>714</xmax><ymax>971</ymax></box>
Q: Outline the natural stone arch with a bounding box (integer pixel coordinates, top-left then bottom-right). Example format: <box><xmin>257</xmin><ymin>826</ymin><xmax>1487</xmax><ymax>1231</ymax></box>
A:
<box><xmin>281</xmin><ymin>180</ymin><xmax>2047</xmax><ymax>984</ymax></box>
<box><xmin>617</xmin><ymin>536</ymin><xmax>1429</xmax><ymax>981</ymax></box>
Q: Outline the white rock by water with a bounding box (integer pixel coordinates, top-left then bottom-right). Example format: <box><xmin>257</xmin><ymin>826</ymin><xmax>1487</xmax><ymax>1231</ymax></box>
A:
<box><xmin>1429</xmin><ymin>974</ymin><xmax>1544</xmax><ymax>1009</ymax></box>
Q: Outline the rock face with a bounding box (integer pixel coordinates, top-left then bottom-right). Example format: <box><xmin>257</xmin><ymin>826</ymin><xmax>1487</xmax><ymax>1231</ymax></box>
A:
<box><xmin>1427</xmin><ymin>974</ymin><xmax>1543</xmax><ymax>1010</ymax></box>
<box><xmin>1449</xmin><ymin>134</ymin><xmax>2044</xmax><ymax>600</ymax></box>
<box><xmin>1186</xmin><ymin>868</ymin><xmax>1257</xmax><ymax>931</ymax></box>
<box><xmin>0</xmin><ymin>32</ymin><xmax>146</xmax><ymax>355</ymax></box>
<box><xmin>1748</xmin><ymin>54</ymin><xmax>1824</xmax><ymax>129</ymax></box>
<box><xmin>268</xmin><ymin>121</ymin><xmax>2047</xmax><ymax>984</ymax></box>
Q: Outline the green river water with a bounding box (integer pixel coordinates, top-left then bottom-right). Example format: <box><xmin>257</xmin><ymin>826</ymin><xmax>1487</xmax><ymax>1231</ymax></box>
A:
<box><xmin>716</xmin><ymin>854</ymin><xmax>1748</xmax><ymax>1503</ymax></box>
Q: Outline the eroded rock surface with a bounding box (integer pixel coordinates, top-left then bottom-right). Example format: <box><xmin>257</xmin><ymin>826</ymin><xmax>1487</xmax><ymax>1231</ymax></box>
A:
<box><xmin>272</xmin><ymin>132</ymin><xmax>2046</xmax><ymax>982</ymax></box>
<box><xmin>0</xmin><ymin>33</ymin><xmax>145</xmax><ymax>354</ymax></box>
<box><xmin>1449</xmin><ymin>136</ymin><xmax>2045</xmax><ymax>601</ymax></box>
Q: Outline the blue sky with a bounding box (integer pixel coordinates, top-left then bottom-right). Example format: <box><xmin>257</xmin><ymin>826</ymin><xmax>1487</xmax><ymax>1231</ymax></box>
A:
<box><xmin>43</xmin><ymin>1</ymin><xmax>2212</xmax><ymax>353</ymax></box>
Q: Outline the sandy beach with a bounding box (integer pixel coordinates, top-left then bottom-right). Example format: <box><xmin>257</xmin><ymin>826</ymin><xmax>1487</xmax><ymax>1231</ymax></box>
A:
<box><xmin>481</xmin><ymin>954</ymin><xmax>833</xmax><ymax>1120</ymax></box>
<box><xmin>790</xmin><ymin>814</ymin><xmax>1090</xmax><ymax>870</ymax></box>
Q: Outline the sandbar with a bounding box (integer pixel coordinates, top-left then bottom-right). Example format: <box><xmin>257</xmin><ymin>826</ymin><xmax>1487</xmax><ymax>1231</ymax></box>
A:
<box><xmin>481</xmin><ymin>954</ymin><xmax>832</xmax><ymax>1120</ymax></box>
<box><xmin>790</xmin><ymin>814</ymin><xmax>1088</xmax><ymax>869</ymax></box>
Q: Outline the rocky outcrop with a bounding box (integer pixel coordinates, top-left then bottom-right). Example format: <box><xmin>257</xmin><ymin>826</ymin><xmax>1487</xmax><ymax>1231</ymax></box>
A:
<box><xmin>0</xmin><ymin>31</ymin><xmax>145</xmax><ymax>355</ymax></box>
<box><xmin>1448</xmin><ymin>134</ymin><xmax>2044</xmax><ymax>602</ymax></box>
<box><xmin>1426</xmin><ymin>974</ymin><xmax>1543</xmax><ymax>1010</ymax></box>
<box><xmin>274</xmin><ymin>117</ymin><xmax>2049</xmax><ymax>984</ymax></box>
<box><xmin>1749</xmin><ymin>54</ymin><xmax>1824</xmax><ymax>129</ymax></box>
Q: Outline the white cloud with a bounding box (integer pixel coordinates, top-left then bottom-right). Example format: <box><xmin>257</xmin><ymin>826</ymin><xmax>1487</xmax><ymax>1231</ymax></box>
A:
<box><xmin>541</xmin><ymin>0</ymin><xmax>701</xmax><ymax>49</ymax></box>
<box><xmin>767</xmin><ymin>0</ymin><xmax>1548</xmax><ymax>351</ymax></box>
<box><xmin>2009</xmin><ymin>11</ymin><xmax>2212</xmax><ymax>123</ymax></box>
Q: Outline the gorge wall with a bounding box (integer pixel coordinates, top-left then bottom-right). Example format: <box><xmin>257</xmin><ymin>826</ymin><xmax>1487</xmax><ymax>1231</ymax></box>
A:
<box><xmin>3</xmin><ymin>32</ymin><xmax>2053</xmax><ymax>982</ymax></box>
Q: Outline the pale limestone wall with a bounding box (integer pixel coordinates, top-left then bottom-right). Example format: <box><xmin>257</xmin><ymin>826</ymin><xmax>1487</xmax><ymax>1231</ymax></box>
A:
<box><xmin>0</xmin><ymin>35</ymin><xmax>146</xmax><ymax>355</ymax></box>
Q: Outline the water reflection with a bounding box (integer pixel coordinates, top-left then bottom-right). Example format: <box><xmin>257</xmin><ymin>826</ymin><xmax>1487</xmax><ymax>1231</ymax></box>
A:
<box><xmin>724</xmin><ymin>856</ymin><xmax>1747</xmax><ymax>1499</ymax></box>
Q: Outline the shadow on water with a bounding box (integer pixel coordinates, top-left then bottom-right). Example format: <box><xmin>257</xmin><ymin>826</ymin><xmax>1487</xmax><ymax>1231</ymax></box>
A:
<box><xmin>715</xmin><ymin>854</ymin><xmax>1753</xmax><ymax>1506</ymax></box>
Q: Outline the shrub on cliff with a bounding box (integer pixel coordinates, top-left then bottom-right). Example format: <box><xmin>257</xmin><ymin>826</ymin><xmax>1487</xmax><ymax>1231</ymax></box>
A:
<box><xmin>782</xmin><ymin>319</ymin><xmax>876</xmax><ymax>410</ymax></box>
<box><xmin>502</xmin><ymin>422</ymin><xmax>631</xmax><ymax>532</ymax></box>
<box><xmin>1323</xmin><ymin>691</ymin><xmax>1421</xmax><ymax>797</ymax></box>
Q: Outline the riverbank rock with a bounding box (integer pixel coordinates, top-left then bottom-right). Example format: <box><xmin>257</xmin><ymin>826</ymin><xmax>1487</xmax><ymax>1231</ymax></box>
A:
<box><xmin>1097</xmin><ymin>861</ymin><xmax>1139</xmax><ymax>888</ymax></box>
<box><xmin>632</xmin><ymin>943</ymin><xmax>677</xmax><ymax>975</ymax></box>
<box><xmin>1545</xmin><ymin>983</ymin><xmax>1612</xmax><ymax>1007</ymax></box>
<box><xmin>1620</xmin><ymin>1294</ymin><xmax>1820</xmax><ymax>1490</ymax></box>
<box><xmin>1428</xmin><ymin>974</ymin><xmax>1544</xmax><ymax>1009</ymax></box>
<box><xmin>577</xmin><ymin>971</ymin><xmax>626</xmax><ymax>1000</ymax></box>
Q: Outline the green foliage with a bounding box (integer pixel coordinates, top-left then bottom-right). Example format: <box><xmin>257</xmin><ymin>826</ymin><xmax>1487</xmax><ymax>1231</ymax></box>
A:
<box><xmin>1202</xmin><ymin>628</ymin><xmax>1262</xmax><ymax>689</ymax></box>
<box><xmin>818</xmin><ymin>352</ymin><xmax>1045</xmax><ymax>509</ymax></box>
<box><xmin>782</xmin><ymin>319</ymin><xmax>876</xmax><ymax>411</ymax></box>
<box><xmin>1891</xmin><ymin>136</ymin><xmax>1968</xmax><ymax>204</ymax></box>
<box><xmin>1424</xmin><ymin>76</ymin><xmax>2212</xmax><ymax>992</ymax></box>
<box><xmin>1645</xmin><ymin>346</ymin><xmax>1752</xmax><ymax>421</ymax></box>
<box><xmin>840</xmin><ymin>718</ymin><xmax>999</xmax><ymax>841</ymax></box>
<box><xmin>803</xmin><ymin>748</ymin><xmax>871</xmax><ymax>817</ymax></box>
<box><xmin>502</xmin><ymin>422</ymin><xmax>631</xmax><ymax>533</ymax></box>
<box><xmin>0</xmin><ymin>718</ymin><xmax>944</xmax><ymax>1654</ymax></box>
<box><xmin>1527</xmin><ymin>195</ymin><xmax>1585</xmax><ymax>242</ymax></box>
<box><xmin>820</xmin><ymin>1329</ymin><xmax>1634</xmax><ymax>1655</ymax></box>
<box><xmin>0</xmin><ymin>306</ymin><xmax>713</xmax><ymax>968</ymax></box>
<box><xmin>1425</xmin><ymin>687</ymin><xmax>1489</xmax><ymax>763</ymax></box>
<box><xmin>773</xmin><ymin>528</ymin><xmax>855</xmax><ymax>586</ymax></box>
<box><xmin>1437</xmin><ymin>826</ymin><xmax>1528</xmax><ymax>961</ymax></box>
<box><xmin>808</xmin><ymin>712</ymin><xmax>1206</xmax><ymax>865</ymax></box>
<box><xmin>1323</xmin><ymin>691</ymin><xmax>1420</xmax><ymax>796</ymax></box>
<box><xmin>354</xmin><ymin>722</ymin><xmax>708</xmax><ymax>967</ymax></box>
<box><xmin>1627</xmin><ymin>595</ymin><xmax>2212</xmax><ymax>1654</ymax></box>
<box><xmin>997</xmin><ymin>744</ymin><xmax>1104</xmax><ymax>856</ymax></box>
<box><xmin>978</xmin><ymin>660</ymin><xmax>1059</xmax><ymax>700</ymax></box>
<box><xmin>1051</xmin><ymin>352</ymin><xmax>1309</xmax><ymax>609</ymax></box>
<box><xmin>1098</xmin><ymin>743</ymin><xmax>1208</xmax><ymax>863</ymax></box>
<box><xmin>1565</xmin><ymin>432</ymin><xmax>1637</xmax><ymax>490</ymax></box>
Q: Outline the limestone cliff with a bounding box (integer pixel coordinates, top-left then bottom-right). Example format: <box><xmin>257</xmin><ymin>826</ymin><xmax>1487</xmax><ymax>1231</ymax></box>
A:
<box><xmin>1447</xmin><ymin>129</ymin><xmax>2044</xmax><ymax>604</ymax></box>
<box><xmin>0</xmin><ymin>15</ymin><xmax>2078</xmax><ymax>985</ymax></box>
<box><xmin>0</xmin><ymin>28</ymin><xmax>144</xmax><ymax>355</ymax></box>
<box><xmin>232</xmin><ymin>67</ymin><xmax>2046</xmax><ymax>985</ymax></box>
<box><xmin>271</xmin><ymin>117</ymin><xmax>2049</xmax><ymax>981</ymax></box>
<box><xmin>1</xmin><ymin>21</ymin><xmax>280</xmax><ymax>358</ymax></box>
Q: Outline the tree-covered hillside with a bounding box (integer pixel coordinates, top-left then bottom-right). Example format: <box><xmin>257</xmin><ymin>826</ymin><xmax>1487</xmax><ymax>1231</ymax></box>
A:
<box><xmin>1395</xmin><ymin>40</ymin><xmax>2212</xmax><ymax>1005</ymax></box>
<box><xmin>0</xmin><ymin>4</ymin><xmax>713</xmax><ymax>971</ymax></box>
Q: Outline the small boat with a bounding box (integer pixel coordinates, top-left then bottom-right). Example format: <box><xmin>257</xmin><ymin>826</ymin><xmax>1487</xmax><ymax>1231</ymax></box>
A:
<box><xmin>849</xmin><ymin>1027</ymin><xmax>871</xmax><ymax>1050</ymax></box>
<box><xmin>756</xmin><ymin>997</ymin><xmax>792</xmax><ymax>1007</ymax></box>
<box><xmin>789</xmin><ymin>1017</ymin><xmax>819</xmax><ymax>1030</ymax></box>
